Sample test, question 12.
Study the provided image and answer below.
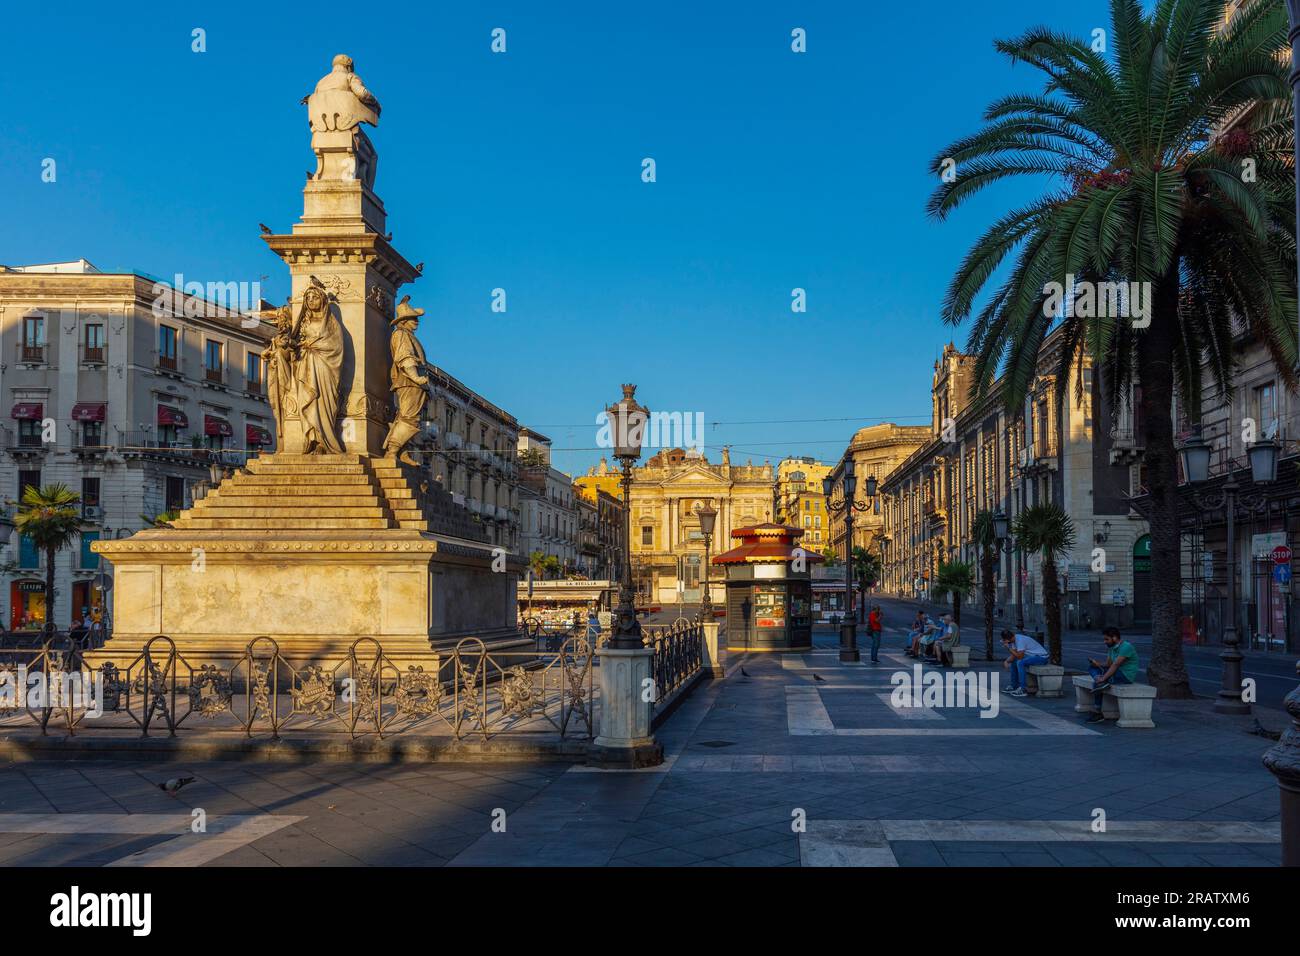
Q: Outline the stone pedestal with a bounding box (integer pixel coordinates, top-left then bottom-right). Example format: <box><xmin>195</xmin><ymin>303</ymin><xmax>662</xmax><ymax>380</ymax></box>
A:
<box><xmin>89</xmin><ymin>454</ymin><xmax>525</xmax><ymax>669</ymax></box>
<box><xmin>589</xmin><ymin>646</ymin><xmax>662</xmax><ymax>767</ymax></box>
<box><xmin>701</xmin><ymin>620</ymin><xmax>724</xmax><ymax>678</ymax></box>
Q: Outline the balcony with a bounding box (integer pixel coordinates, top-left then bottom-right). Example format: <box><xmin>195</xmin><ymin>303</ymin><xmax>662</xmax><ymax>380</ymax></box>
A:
<box><xmin>81</xmin><ymin>344</ymin><xmax>106</xmax><ymax>365</ymax></box>
<box><xmin>204</xmin><ymin>367</ymin><xmax>223</xmax><ymax>385</ymax></box>
<box><xmin>157</xmin><ymin>353</ymin><xmax>181</xmax><ymax>375</ymax></box>
<box><xmin>16</xmin><ymin>342</ymin><xmax>46</xmax><ymax>365</ymax></box>
<box><xmin>116</xmin><ymin>432</ymin><xmax>248</xmax><ymax>468</ymax></box>
<box><xmin>1108</xmin><ymin>425</ymin><xmax>1144</xmax><ymax>466</ymax></box>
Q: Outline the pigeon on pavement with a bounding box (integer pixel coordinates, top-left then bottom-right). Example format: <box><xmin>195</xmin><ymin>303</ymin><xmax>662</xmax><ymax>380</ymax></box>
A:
<box><xmin>157</xmin><ymin>776</ymin><xmax>196</xmax><ymax>796</ymax></box>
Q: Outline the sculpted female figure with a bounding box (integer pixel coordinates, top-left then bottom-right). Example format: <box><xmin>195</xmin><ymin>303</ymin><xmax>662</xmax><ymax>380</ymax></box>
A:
<box><xmin>292</xmin><ymin>282</ymin><xmax>345</xmax><ymax>454</ymax></box>
<box><xmin>262</xmin><ymin>302</ymin><xmax>296</xmax><ymax>448</ymax></box>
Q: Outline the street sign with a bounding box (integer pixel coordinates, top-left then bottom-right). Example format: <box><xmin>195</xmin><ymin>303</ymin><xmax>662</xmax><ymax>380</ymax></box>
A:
<box><xmin>1271</xmin><ymin>545</ymin><xmax>1292</xmax><ymax>566</ymax></box>
<box><xmin>1067</xmin><ymin>563</ymin><xmax>1090</xmax><ymax>592</ymax></box>
<box><xmin>1110</xmin><ymin>588</ymin><xmax>1126</xmax><ymax>606</ymax></box>
<box><xmin>1274</xmin><ymin>564</ymin><xmax>1292</xmax><ymax>585</ymax></box>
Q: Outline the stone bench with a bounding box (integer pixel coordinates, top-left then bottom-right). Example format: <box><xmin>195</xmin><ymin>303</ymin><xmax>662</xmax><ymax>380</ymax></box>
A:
<box><xmin>945</xmin><ymin>644</ymin><xmax>971</xmax><ymax>668</ymax></box>
<box><xmin>1026</xmin><ymin>664</ymin><xmax>1064</xmax><ymax>698</ymax></box>
<box><xmin>1071</xmin><ymin>675</ymin><xmax>1156</xmax><ymax>728</ymax></box>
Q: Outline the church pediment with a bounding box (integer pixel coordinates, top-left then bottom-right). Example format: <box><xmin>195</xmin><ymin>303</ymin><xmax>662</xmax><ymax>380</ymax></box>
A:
<box><xmin>659</xmin><ymin>467</ymin><xmax>727</xmax><ymax>487</ymax></box>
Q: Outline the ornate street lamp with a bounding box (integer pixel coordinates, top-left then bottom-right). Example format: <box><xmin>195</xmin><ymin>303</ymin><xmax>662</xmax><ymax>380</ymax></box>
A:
<box><xmin>992</xmin><ymin>510</ymin><xmax>1011</xmax><ymax>542</ymax></box>
<box><xmin>696</xmin><ymin>501</ymin><xmax>717</xmax><ymax>621</ymax></box>
<box><xmin>1178</xmin><ymin>428</ymin><xmax>1212</xmax><ymax>485</ymax></box>
<box><xmin>1248</xmin><ymin>438</ymin><xmax>1279</xmax><ymax>485</ymax></box>
<box><xmin>605</xmin><ymin>384</ymin><xmax>648</xmax><ymax>650</ymax></box>
<box><xmin>824</xmin><ymin>458</ymin><xmax>875</xmax><ymax>663</ymax></box>
<box><xmin>1180</xmin><ymin>427</ymin><xmax>1274</xmax><ymax>717</ymax></box>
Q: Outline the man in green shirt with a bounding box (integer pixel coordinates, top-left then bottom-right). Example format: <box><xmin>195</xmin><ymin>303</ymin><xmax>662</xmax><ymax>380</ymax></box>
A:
<box><xmin>1086</xmin><ymin>626</ymin><xmax>1140</xmax><ymax>723</ymax></box>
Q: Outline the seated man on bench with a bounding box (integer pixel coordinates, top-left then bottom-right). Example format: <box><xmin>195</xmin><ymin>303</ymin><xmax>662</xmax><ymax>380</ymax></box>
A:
<box><xmin>933</xmin><ymin>614</ymin><xmax>961</xmax><ymax>666</ymax></box>
<box><xmin>1085</xmin><ymin>626</ymin><xmax>1139</xmax><ymax>724</ymax></box>
<box><xmin>905</xmin><ymin>611</ymin><xmax>932</xmax><ymax>657</ymax></box>
<box><xmin>1000</xmin><ymin>630</ymin><xmax>1049</xmax><ymax>697</ymax></box>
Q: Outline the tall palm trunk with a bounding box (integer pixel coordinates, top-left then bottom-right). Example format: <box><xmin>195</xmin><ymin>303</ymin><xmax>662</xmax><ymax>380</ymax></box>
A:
<box><xmin>950</xmin><ymin>591</ymin><xmax>961</xmax><ymax>625</ymax></box>
<box><xmin>1137</xmin><ymin>274</ymin><xmax>1193</xmax><ymax>698</ymax></box>
<box><xmin>1041</xmin><ymin>550</ymin><xmax>1062</xmax><ymax>664</ymax></box>
<box><xmin>44</xmin><ymin>544</ymin><xmax>56</xmax><ymax>637</ymax></box>
<box><xmin>981</xmin><ymin>548</ymin><xmax>995</xmax><ymax>661</ymax></box>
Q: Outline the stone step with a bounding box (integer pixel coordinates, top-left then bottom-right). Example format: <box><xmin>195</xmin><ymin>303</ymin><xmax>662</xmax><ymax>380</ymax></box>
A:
<box><xmin>173</xmin><ymin>517</ymin><xmax>391</xmax><ymax>530</ymax></box>
<box><xmin>247</xmin><ymin>462</ymin><xmax>369</xmax><ymax>475</ymax></box>
<box><xmin>206</xmin><ymin>484</ymin><xmax>381</xmax><ymax>497</ymax></box>
<box><xmin>189</xmin><ymin>507</ymin><xmax>391</xmax><ymax>519</ymax></box>
<box><xmin>260</xmin><ymin>453</ymin><xmax>367</xmax><ymax>464</ymax></box>
<box><xmin>194</xmin><ymin>495</ymin><xmax>385</xmax><ymax>509</ymax></box>
<box><xmin>235</xmin><ymin>474</ymin><xmax>378</xmax><ymax>486</ymax></box>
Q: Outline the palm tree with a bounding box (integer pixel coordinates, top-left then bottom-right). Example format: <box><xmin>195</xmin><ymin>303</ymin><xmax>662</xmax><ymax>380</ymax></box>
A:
<box><xmin>972</xmin><ymin>510</ymin><xmax>999</xmax><ymax>661</ymax></box>
<box><xmin>927</xmin><ymin>0</ymin><xmax>1297</xmax><ymax>697</ymax></box>
<box><xmin>1014</xmin><ymin>504</ymin><xmax>1076</xmax><ymax>664</ymax></box>
<box><xmin>851</xmin><ymin>545</ymin><xmax>881</xmax><ymax>614</ymax></box>
<box><xmin>933</xmin><ymin>559</ymin><xmax>975</xmax><ymax>625</ymax></box>
<box><xmin>13</xmin><ymin>484</ymin><xmax>83</xmax><ymax>635</ymax></box>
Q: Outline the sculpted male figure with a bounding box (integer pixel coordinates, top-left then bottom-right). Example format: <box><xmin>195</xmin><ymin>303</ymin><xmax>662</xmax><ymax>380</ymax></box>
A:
<box><xmin>302</xmin><ymin>54</ymin><xmax>381</xmax><ymax>131</ymax></box>
<box><xmin>384</xmin><ymin>295</ymin><xmax>430</xmax><ymax>465</ymax></box>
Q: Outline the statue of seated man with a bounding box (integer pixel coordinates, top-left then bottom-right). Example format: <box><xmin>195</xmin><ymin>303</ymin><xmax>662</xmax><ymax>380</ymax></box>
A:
<box><xmin>303</xmin><ymin>54</ymin><xmax>381</xmax><ymax>133</ymax></box>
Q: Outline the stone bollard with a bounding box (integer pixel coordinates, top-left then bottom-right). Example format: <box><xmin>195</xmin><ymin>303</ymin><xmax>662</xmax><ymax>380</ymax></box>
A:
<box><xmin>701</xmin><ymin>621</ymin><xmax>725</xmax><ymax>679</ymax></box>
<box><xmin>589</xmin><ymin>645</ymin><xmax>663</xmax><ymax>768</ymax></box>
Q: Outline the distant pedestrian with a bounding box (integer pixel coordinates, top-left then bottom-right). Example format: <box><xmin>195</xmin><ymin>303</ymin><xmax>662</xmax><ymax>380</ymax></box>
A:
<box><xmin>867</xmin><ymin>605</ymin><xmax>883</xmax><ymax>664</ymax></box>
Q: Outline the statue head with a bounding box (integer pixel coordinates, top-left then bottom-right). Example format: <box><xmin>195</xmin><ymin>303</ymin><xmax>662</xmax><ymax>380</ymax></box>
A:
<box><xmin>393</xmin><ymin>295</ymin><xmax>424</xmax><ymax>329</ymax></box>
<box><xmin>302</xmin><ymin>285</ymin><xmax>328</xmax><ymax>315</ymax></box>
<box><xmin>332</xmin><ymin>54</ymin><xmax>354</xmax><ymax>72</ymax></box>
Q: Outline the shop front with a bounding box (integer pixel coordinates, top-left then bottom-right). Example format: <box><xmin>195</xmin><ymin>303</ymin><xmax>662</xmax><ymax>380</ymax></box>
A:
<box><xmin>714</xmin><ymin>523</ymin><xmax>820</xmax><ymax>652</ymax></box>
<box><xmin>9</xmin><ymin>580</ymin><xmax>46</xmax><ymax>631</ymax></box>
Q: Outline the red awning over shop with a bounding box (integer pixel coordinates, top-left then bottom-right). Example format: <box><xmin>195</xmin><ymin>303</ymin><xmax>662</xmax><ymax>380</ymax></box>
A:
<box><xmin>157</xmin><ymin>405</ymin><xmax>188</xmax><ymax>428</ymax></box>
<box><xmin>246</xmin><ymin>424</ymin><xmax>272</xmax><ymax>446</ymax></box>
<box><xmin>204</xmin><ymin>415</ymin><xmax>233</xmax><ymax>437</ymax></box>
<box><xmin>11</xmin><ymin>403</ymin><xmax>42</xmax><ymax>420</ymax></box>
<box><xmin>70</xmin><ymin>402</ymin><xmax>106</xmax><ymax>423</ymax></box>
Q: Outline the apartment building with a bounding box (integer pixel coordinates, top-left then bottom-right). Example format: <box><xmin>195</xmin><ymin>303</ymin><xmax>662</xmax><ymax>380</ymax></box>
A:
<box><xmin>880</xmin><ymin>335</ymin><xmax>1149</xmax><ymax>631</ymax></box>
<box><xmin>0</xmin><ymin>260</ymin><xmax>274</xmax><ymax>630</ymax></box>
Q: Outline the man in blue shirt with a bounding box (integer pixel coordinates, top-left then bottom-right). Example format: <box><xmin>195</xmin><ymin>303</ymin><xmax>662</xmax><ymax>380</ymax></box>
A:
<box><xmin>999</xmin><ymin>629</ymin><xmax>1050</xmax><ymax>697</ymax></box>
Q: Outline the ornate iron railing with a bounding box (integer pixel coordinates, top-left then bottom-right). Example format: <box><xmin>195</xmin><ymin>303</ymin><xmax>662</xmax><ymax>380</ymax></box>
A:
<box><xmin>642</xmin><ymin>619</ymin><xmax>703</xmax><ymax>705</ymax></box>
<box><xmin>0</xmin><ymin>634</ymin><xmax>595</xmax><ymax>742</ymax></box>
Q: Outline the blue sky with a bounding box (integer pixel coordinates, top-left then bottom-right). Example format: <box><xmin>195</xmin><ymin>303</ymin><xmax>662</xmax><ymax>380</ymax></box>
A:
<box><xmin>0</xmin><ymin>0</ymin><xmax>1113</xmax><ymax>476</ymax></box>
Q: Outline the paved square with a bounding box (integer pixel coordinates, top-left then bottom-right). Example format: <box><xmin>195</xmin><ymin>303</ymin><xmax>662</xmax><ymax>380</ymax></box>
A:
<box><xmin>0</xmin><ymin>625</ymin><xmax>1284</xmax><ymax>866</ymax></box>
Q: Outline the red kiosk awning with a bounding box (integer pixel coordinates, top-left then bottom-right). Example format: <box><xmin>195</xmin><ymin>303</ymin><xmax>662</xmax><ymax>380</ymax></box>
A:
<box><xmin>11</xmin><ymin>403</ymin><xmax>42</xmax><ymax>420</ymax></box>
<box><xmin>246</xmin><ymin>424</ymin><xmax>273</xmax><ymax>446</ymax></box>
<box><xmin>70</xmin><ymin>402</ymin><xmax>106</xmax><ymax>422</ymax></box>
<box><xmin>204</xmin><ymin>415</ymin><xmax>233</xmax><ymax>437</ymax></box>
<box><xmin>157</xmin><ymin>405</ymin><xmax>188</xmax><ymax>428</ymax></box>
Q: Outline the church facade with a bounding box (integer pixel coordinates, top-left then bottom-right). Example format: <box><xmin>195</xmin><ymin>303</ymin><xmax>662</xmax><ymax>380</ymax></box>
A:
<box><xmin>626</xmin><ymin>447</ymin><xmax>775</xmax><ymax>606</ymax></box>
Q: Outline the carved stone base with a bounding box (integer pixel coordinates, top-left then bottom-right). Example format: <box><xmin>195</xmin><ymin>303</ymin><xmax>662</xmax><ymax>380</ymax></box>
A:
<box><xmin>90</xmin><ymin>453</ymin><xmax>521</xmax><ymax>669</ymax></box>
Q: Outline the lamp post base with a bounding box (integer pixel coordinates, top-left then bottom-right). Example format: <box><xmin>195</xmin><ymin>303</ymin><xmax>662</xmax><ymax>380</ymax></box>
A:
<box><xmin>839</xmin><ymin>622</ymin><xmax>860</xmax><ymax>663</ymax></box>
<box><xmin>1215</xmin><ymin>643</ymin><xmax>1251</xmax><ymax>715</ymax></box>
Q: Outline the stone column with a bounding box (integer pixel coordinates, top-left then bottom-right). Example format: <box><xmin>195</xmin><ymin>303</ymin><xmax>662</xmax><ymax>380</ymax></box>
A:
<box><xmin>589</xmin><ymin>645</ymin><xmax>662</xmax><ymax>767</ymax></box>
<box><xmin>263</xmin><ymin>128</ymin><xmax>419</xmax><ymax>456</ymax></box>
<box><xmin>701</xmin><ymin>620</ymin><xmax>724</xmax><ymax>679</ymax></box>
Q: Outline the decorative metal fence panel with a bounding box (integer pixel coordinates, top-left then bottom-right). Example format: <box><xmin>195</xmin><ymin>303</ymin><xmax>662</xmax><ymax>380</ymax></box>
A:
<box><xmin>0</xmin><ymin>635</ymin><xmax>595</xmax><ymax>742</ymax></box>
<box><xmin>642</xmin><ymin>620</ymin><xmax>704</xmax><ymax>705</ymax></box>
